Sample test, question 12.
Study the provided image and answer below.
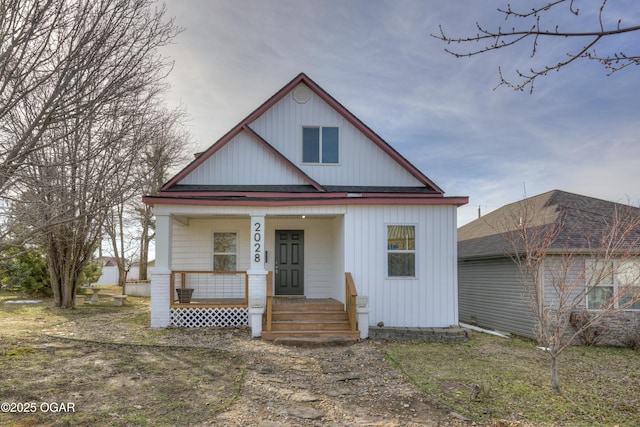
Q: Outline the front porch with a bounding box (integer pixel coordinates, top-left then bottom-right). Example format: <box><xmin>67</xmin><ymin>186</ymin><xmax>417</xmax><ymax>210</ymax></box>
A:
<box><xmin>166</xmin><ymin>269</ymin><xmax>365</xmax><ymax>341</ymax></box>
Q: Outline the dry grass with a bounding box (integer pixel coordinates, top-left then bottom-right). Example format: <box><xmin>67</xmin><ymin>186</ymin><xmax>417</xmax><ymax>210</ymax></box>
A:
<box><xmin>384</xmin><ymin>333</ymin><xmax>640</xmax><ymax>426</ymax></box>
<box><xmin>4</xmin><ymin>291</ymin><xmax>638</xmax><ymax>426</ymax></box>
<box><xmin>0</xmin><ymin>292</ymin><xmax>245</xmax><ymax>427</ymax></box>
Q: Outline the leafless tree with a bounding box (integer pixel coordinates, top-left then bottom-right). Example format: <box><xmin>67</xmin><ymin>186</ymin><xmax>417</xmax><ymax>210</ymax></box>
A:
<box><xmin>102</xmin><ymin>105</ymin><xmax>190</xmax><ymax>287</ymax></box>
<box><xmin>433</xmin><ymin>1</ymin><xmax>640</xmax><ymax>92</ymax></box>
<box><xmin>503</xmin><ymin>196</ymin><xmax>640</xmax><ymax>393</ymax></box>
<box><xmin>135</xmin><ymin>107</ymin><xmax>191</xmax><ymax>280</ymax></box>
<box><xmin>5</xmin><ymin>0</ymin><xmax>180</xmax><ymax>308</ymax></box>
<box><xmin>0</xmin><ymin>0</ymin><xmax>179</xmax><ymax>248</ymax></box>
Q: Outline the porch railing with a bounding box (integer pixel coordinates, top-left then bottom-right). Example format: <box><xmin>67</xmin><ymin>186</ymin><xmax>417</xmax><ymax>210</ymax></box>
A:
<box><xmin>266</xmin><ymin>271</ymin><xmax>273</xmax><ymax>332</ymax></box>
<box><xmin>345</xmin><ymin>272</ymin><xmax>358</xmax><ymax>331</ymax></box>
<box><xmin>170</xmin><ymin>270</ymin><xmax>248</xmax><ymax>308</ymax></box>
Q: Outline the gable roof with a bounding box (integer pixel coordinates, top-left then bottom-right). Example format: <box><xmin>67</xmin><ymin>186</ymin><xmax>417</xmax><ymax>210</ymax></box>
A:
<box><xmin>458</xmin><ymin>190</ymin><xmax>640</xmax><ymax>259</ymax></box>
<box><xmin>145</xmin><ymin>73</ymin><xmax>469</xmax><ymax>208</ymax></box>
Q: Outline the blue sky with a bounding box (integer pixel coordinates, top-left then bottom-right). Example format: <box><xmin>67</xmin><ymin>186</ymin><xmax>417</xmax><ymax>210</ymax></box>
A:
<box><xmin>160</xmin><ymin>1</ymin><xmax>640</xmax><ymax>226</ymax></box>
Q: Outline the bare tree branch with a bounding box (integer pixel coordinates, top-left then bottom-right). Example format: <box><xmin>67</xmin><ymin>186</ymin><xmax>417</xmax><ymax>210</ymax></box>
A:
<box><xmin>1</xmin><ymin>0</ymin><xmax>180</xmax><ymax>308</ymax></box>
<box><xmin>433</xmin><ymin>0</ymin><xmax>640</xmax><ymax>92</ymax></box>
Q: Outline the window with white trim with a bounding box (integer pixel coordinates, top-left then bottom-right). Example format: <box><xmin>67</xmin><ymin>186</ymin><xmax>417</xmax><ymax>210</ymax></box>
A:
<box><xmin>586</xmin><ymin>259</ymin><xmax>640</xmax><ymax>310</ymax></box>
<box><xmin>302</xmin><ymin>126</ymin><xmax>339</xmax><ymax>164</ymax></box>
<box><xmin>387</xmin><ymin>225</ymin><xmax>416</xmax><ymax>277</ymax></box>
<box><xmin>213</xmin><ymin>232</ymin><xmax>237</xmax><ymax>271</ymax></box>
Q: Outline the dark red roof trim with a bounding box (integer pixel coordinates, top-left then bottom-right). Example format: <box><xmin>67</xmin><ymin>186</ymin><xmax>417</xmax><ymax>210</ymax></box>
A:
<box><xmin>143</xmin><ymin>195</ymin><xmax>469</xmax><ymax>207</ymax></box>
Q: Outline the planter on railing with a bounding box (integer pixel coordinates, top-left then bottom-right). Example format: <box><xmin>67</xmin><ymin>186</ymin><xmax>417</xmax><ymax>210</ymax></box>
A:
<box><xmin>176</xmin><ymin>288</ymin><xmax>194</xmax><ymax>303</ymax></box>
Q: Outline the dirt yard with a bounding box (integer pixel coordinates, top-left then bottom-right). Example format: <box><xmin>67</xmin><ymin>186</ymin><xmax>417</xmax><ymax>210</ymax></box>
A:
<box><xmin>0</xmin><ymin>296</ymin><xmax>467</xmax><ymax>426</ymax></box>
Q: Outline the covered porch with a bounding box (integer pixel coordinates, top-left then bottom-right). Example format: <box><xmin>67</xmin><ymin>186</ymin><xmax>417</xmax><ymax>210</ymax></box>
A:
<box><xmin>168</xmin><ymin>269</ymin><xmax>361</xmax><ymax>341</ymax></box>
<box><xmin>151</xmin><ymin>207</ymin><xmax>369</xmax><ymax>337</ymax></box>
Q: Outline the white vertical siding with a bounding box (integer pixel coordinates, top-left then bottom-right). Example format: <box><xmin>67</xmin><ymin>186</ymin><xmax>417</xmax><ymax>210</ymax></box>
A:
<box><xmin>344</xmin><ymin>205</ymin><xmax>459</xmax><ymax>328</ymax></box>
<box><xmin>160</xmin><ymin>203</ymin><xmax>459</xmax><ymax>328</ymax></box>
<box><xmin>179</xmin><ymin>132</ymin><xmax>306</xmax><ymax>186</ymax></box>
<box><xmin>249</xmin><ymin>84</ymin><xmax>423</xmax><ymax>187</ymax></box>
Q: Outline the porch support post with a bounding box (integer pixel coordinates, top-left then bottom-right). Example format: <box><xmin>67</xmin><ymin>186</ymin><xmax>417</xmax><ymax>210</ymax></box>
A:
<box><xmin>357</xmin><ymin>296</ymin><xmax>370</xmax><ymax>339</ymax></box>
<box><xmin>151</xmin><ymin>214</ymin><xmax>172</xmax><ymax>328</ymax></box>
<box><xmin>248</xmin><ymin>214</ymin><xmax>267</xmax><ymax>337</ymax></box>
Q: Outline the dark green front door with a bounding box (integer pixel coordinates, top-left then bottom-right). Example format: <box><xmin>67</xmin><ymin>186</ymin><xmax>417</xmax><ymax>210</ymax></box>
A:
<box><xmin>275</xmin><ymin>230</ymin><xmax>304</xmax><ymax>295</ymax></box>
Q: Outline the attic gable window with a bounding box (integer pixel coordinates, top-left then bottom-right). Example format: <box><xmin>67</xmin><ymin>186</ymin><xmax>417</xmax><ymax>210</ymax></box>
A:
<box><xmin>302</xmin><ymin>127</ymin><xmax>339</xmax><ymax>164</ymax></box>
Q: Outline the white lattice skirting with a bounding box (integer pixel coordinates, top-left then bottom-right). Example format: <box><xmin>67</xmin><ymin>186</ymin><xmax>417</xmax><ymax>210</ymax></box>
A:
<box><xmin>170</xmin><ymin>307</ymin><xmax>249</xmax><ymax>328</ymax></box>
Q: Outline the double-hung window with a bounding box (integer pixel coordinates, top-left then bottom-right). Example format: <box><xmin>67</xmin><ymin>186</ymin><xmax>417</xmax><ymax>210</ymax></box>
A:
<box><xmin>302</xmin><ymin>126</ymin><xmax>339</xmax><ymax>164</ymax></box>
<box><xmin>387</xmin><ymin>225</ymin><xmax>416</xmax><ymax>277</ymax></box>
<box><xmin>213</xmin><ymin>232</ymin><xmax>237</xmax><ymax>271</ymax></box>
<box><xmin>587</xmin><ymin>259</ymin><xmax>640</xmax><ymax>310</ymax></box>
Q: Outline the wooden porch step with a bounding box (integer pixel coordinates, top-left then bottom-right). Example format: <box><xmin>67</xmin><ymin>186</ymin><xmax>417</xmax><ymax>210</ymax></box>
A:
<box><xmin>271</xmin><ymin>311</ymin><xmax>349</xmax><ymax>321</ymax></box>
<box><xmin>269</xmin><ymin>320</ymin><xmax>353</xmax><ymax>332</ymax></box>
<box><xmin>263</xmin><ymin>297</ymin><xmax>359</xmax><ymax>346</ymax></box>
<box><xmin>271</xmin><ymin>299</ymin><xmax>345</xmax><ymax>312</ymax></box>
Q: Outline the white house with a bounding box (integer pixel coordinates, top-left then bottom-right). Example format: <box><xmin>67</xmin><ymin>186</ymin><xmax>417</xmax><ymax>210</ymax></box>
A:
<box><xmin>143</xmin><ymin>73</ymin><xmax>468</xmax><ymax>340</ymax></box>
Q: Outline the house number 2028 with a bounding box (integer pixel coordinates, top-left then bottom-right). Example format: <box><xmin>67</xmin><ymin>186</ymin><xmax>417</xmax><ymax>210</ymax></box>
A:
<box><xmin>253</xmin><ymin>222</ymin><xmax>262</xmax><ymax>263</ymax></box>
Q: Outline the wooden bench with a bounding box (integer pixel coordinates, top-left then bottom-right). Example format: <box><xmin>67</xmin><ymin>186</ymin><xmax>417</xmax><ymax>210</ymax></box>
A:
<box><xmin>112</xmin><ymin>295</ymin><xmax>128</xmax><ymax>306</ymax></box>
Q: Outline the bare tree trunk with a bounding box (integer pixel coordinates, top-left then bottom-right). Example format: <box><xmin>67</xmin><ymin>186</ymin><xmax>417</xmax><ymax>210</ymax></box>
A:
<box><xmin>550</xmin><ymin>353</ymin><xmax>561</xmax><ymax>393</ymax></box>
<box><xmin>45</xmin><ymin>225</ymin><xmax>94</xmax><ymax>309</ymax></box>
<box><xmin>139</xmin><ymin>211</ymin><xmax>151</xmax><ymax>280</ymax></box>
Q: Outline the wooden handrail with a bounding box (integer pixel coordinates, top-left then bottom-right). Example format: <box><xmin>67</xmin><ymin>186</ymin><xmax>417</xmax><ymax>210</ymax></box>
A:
<box><xmin>266</xmin><ymin>271</ymin><xmax>273</xmax><ymax>332</ymax></box>
<box><xmin>345</xmin><ymin>272</ymin><xmax>358</xmax><ymax>331</ymax></box>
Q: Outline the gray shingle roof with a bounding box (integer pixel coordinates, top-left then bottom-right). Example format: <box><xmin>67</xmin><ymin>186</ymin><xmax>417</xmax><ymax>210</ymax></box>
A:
<box><xmin>458</xmin><ymin>190</ymin><xmax>640</xmax><ymax>259</ymax></box>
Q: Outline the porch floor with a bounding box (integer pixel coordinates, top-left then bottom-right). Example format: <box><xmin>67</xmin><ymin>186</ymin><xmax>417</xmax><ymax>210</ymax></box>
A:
<box><xmin>272</xmin><ymin>297</ymin><xmax>341</xmax><ymax>306</ymax></box>
<box><xmin>171</xmin><ymin>298</ymin><xmax>246</xmax><ymax>308</ymax></box>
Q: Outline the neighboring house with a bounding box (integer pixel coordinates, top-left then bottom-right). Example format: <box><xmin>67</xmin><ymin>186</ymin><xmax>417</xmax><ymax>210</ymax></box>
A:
<box><xmin>458</xmin><ymin>190</ymin><xmax>640</xmax><ymax>346</ymax></box>
<box><xmin>94</xmin><ymin>257</ymin><xmax>118</xmax><ymax>285</ymax></box>
<box><xmin>143</xmin><ymin>73</ymin><xmax>468</xmax><ymax>339</ymax></box>
<box><xmin>94</xmin><ymin>258</ymin><xmax>154</xmax><ymax>288</ymax></box>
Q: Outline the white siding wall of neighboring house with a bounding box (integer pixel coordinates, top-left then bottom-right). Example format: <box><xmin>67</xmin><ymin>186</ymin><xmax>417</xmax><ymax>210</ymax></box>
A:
<box><xmin>542</xmin><ymin>256</ymin><xmax>587</xmax><ymax>309</ymax></box>
<box><xmin>96</xmin><ymin>266</ymin><xmax>118</xmax><ymax>284</ymax></box>
<box><xmin>250</xmin><ymin>84</ymin><xmax>423</xmax><ymax>187</ymax></box>
<box><xmin>458</xmin><ymin>258</ymin><xmax>537</xmax><ymax>338</ymax></box>
<box><xmin>344</xmin><ymin>204</ymin><xmax>459</xmax><ymax>328</ymax></box>
<box><xmin>179</xmin><ymin>132</ymin><xmax>307</xmax><ymax>186</ymax></box>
